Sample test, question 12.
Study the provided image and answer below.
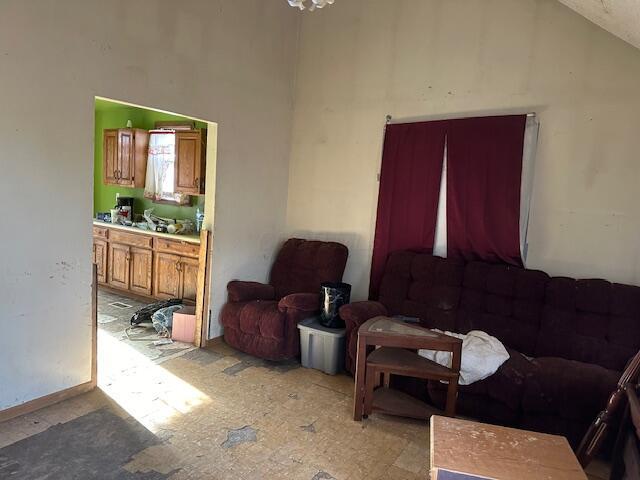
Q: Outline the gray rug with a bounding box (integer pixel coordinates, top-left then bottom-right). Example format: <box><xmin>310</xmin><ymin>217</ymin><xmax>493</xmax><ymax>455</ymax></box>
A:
<box><xmin>0</xmin><ymin>408</ymin><xmax>176</xmax><ymax>479</ymax></box>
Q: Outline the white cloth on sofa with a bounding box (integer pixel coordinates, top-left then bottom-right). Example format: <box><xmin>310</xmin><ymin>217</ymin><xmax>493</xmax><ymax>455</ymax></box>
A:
<box><xmin>418</xmin><ymin>330</ymin><xmax>510</xmax><ymax>385</ymax></box>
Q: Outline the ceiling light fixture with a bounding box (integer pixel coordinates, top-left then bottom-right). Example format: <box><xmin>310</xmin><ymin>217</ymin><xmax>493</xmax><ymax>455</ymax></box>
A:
<box><xmin>287</xmin><ymin>0</ymin><xmax>335</xmax><ymax>12</ymax></box>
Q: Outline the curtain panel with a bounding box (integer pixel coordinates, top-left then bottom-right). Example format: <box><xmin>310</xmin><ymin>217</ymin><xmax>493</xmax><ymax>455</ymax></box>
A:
<box><xmin>369</xmin><ymin>121</ymin><xmax>448</xmax><ymax>299</ymax></box>
<box><xmin>144</xmin><ymin>130</ymin><xmax>190</xmax><ymax>205</ymax></box>
<box><xmin>446</xmin><ymin>115</ymin><xmax>526</xmax><ymax>266</ymax></box>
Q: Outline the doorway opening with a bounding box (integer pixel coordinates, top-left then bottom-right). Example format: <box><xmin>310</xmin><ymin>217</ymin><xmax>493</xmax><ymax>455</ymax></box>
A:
<box><xmin>91</xmin><ymin>96</ymin><xmax>217</xmax><ymax>419</ymax></box>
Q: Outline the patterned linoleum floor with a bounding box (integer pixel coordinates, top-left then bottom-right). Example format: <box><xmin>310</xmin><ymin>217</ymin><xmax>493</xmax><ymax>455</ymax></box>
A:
<box><xmin>0</xmin><ymin>291</ymin><xmax>610</xmax><ymax>479</ymax></box>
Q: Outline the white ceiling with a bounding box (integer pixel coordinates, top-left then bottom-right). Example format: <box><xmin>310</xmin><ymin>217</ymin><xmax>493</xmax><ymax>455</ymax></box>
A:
<box><xmin>558</xmin><ymin>0</ymin><xmax>640</xmax><ymax>50</ymax></box>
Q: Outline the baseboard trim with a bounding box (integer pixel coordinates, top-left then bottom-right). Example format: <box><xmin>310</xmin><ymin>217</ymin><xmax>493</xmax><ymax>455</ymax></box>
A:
<box><xmin>0</xmin><ymin>380</ymin><xmax>96</xmax><ymax>423</ymax></box>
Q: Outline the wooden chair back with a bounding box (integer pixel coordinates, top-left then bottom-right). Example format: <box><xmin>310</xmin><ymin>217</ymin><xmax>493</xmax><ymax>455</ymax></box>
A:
<box><xmin>576</xmin><ymin>349</ymin><xmax>640</xmax><ymax>467</ymax></box>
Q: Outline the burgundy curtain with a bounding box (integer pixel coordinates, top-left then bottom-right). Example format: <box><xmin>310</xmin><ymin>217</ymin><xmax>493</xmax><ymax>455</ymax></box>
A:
<box><xmin>446</xmin><ymin>115</ymin><xmax>526</xmax><ymax>266</ymax></box>
<box><xmin>369</xmin><ymin>121</ymin><xmax>448</xmax><ymax>298</ymax></box>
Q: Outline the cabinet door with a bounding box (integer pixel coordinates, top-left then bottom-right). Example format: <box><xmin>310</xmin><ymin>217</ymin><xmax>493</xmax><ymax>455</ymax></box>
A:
<box><xmin>129</xmin><ymin>247</ymin><xmax>153</xmax><ymax>296</ymax></box>
<box><xmin>117</xmin><ymin>129</ymin><xmax>135</xmax><ymax>187</ymax></box>
<box><xmin>103</xmin><ymin>129</ymin><xmax>119</xmax><ymax>185</ymax></box>
<box><xmin>153</xmin><ymin>252</ymin><xmax>181</xmax><ymax>299</ymax></box>
<box><xmin>180</xmin><ymin>256</ymin><xmax>199</xmax><ymax>303</ymax></box>
<box><xmin>93</xmin><ymin>239</ymin><xmax>108</xmax><ymax>284</ymax></box>
<box><xmin>175</xmin><ymin>131</ymin><xmax>202</xmax><ymax>195</ymax></box>
<box><xmin>108</xmin><ymin>243</ymin><xmax>130</xmax><ymax>290</ymax></box>
<box><xmin>133</xmin><ymin>129</ymin><xmax>149</xmax><ymax>188</ymax></box>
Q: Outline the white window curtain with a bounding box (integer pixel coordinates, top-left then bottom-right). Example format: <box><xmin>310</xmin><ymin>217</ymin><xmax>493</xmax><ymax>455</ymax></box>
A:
<box><xmin>432</xmin><ymin>115</ymin><xmax>540</xmax><ymax>264</ymax></box>
<box><xmin>144</xmin><ymin>130</ymin><xmax>190</xmax><ymax>205</ymax></box>
<box><xmin>519</xmin><ymin>115</ymin><xmax>540</xmax><ymax>262</ymax></box>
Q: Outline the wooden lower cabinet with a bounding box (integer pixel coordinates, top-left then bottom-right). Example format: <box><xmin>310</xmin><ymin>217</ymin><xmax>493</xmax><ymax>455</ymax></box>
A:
<box><xmin>154</xmin><ymin>252</ymin><xmax>182</xmax><ymax>299</ymax></box>
<box><xmin>95</xmin><ymin>226</ymin><xmax>199</xmax><ymax>303</ymax></box>
<box><xmin>93</xmin><ymin>239</ymin><xmax>108</xmax><ymax>284</ymax></box>
<box><xmin>153</xmin><ymin>252</ymin><xmax>199</xmax><ymax>301</ymax></box>
<box><xmin>129</xmin><ymin>247</ymin><xmax>153</xmax><ymax>296</ymax></box>
<box><xmin>108</xmin><ymin>242</ymin><xmax>130</xmax><ymax>290</ymax></box>
<box><xmin>181</xmin><ymin>257</ymin><xmax>199</xmax><ymax>302</ymax></box>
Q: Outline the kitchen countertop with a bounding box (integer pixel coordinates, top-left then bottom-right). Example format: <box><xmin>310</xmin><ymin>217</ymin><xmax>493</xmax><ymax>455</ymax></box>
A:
<box><xmin>93</xmin><ymin>220</ymin><xmax>201</xmax><ymax>244</ymax></box>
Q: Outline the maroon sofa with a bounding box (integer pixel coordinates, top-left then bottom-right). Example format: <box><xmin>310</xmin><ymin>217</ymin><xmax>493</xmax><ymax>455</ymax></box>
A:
<box><xmin>340</xmin><ymin>251</ymin><xmax>640</xmax><ymax>446</ymax></box>
<box><xmin>221</xmin><ymin>238</ymin><xmax>348</xmax><ymax>360</ymax></box>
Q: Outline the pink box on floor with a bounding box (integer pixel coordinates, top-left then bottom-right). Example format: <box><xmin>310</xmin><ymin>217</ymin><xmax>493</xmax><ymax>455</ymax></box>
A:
<box><xmin>172</xmin><ymin>306</ymin><xmax>197</xmax><ymax>344</ymax></box>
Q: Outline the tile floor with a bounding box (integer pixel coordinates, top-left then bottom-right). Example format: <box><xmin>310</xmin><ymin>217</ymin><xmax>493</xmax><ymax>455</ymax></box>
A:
<box><xmin>0</xmin><ymin>289</ymin><xmax>611</xmax><ymax>479</ymax></box>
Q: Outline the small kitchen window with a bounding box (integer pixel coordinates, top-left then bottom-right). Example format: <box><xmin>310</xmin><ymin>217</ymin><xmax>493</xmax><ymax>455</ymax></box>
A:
<box><xmin>143</xmin><ymin>130</ymin><xmax>190</xmax><ymax>205</ymax></box>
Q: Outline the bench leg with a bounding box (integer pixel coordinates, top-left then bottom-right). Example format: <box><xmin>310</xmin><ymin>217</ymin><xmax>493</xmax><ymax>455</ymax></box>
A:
<box><xmin>364</xmin><ymin>365</ymin><xmax>377</xmax><ymax>417</ymax></box>
<box><xmin>353</xmin><ymin>336</ymin><xmax>367</xmax><ymax>421</ymax></box>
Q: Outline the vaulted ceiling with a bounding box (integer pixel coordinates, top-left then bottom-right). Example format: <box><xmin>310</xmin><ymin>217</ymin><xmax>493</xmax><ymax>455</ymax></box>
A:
<box><xmin>558</xmin><ymin>0</ymin><xmax>640</xmax><ymax>50</ymax></box>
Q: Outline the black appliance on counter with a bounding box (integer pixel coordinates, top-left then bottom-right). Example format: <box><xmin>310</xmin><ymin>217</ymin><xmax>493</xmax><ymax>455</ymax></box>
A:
<box><xmin>116</xmin><ymin>196</ymin><xmax>135</xmax><ymax>222</ymax></box>
<box><xmin>116</xmin><ymin>196</ymin><xmax>135</xmax><ymax>210</ymax></box>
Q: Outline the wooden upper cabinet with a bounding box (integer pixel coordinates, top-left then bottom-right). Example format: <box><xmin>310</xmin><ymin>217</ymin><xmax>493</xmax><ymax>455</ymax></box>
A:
<box><xmin>117</xmin><ymin>129</ymin><xmax>134</xmax><ymax>186</ymax></box>
<box><xmin>175</xmin><ymin>130</ymin><xmax>206</xmax><ymax>195</ymax></box>
<box><xmin>103</xmin><ymin>128</ymin><xmax>149</xmax><ymax>188</ymax></box>
<box><xmin>103</xmin><ymin>130</ymin><xmax>119</xmax><ymax>185</ymax></box>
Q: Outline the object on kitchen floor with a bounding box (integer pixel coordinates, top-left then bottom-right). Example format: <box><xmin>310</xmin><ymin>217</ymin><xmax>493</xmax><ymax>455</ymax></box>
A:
<box><xmin>153</xmin><ymin>338</ymin><xmax>173</xmax><ymax>346</ymax></box>
<box><xmin>298</xmin><ymin>317</ymin><xmax>346</xmax><ymax>375</ymax></box>
<box><xmin>172</xmin><ymin>306</ymin><xmax>197</xmax><ymax>343</ymax></box>
<box><xmin>152</xmin><ymin>304</ymin><xmax>183</xmax><ymax>337</ymax></box>
<box><xmin>130</xmin><ymin>298</ymin><xmax>182</xmax><ymax>326</ymax></box>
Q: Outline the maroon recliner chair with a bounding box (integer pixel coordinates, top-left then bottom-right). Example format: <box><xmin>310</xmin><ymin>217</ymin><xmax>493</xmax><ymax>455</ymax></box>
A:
<box><xmin>220</xmin><ymin>238</ymin><xmax>348</xmax><ymax>360</ymax></box>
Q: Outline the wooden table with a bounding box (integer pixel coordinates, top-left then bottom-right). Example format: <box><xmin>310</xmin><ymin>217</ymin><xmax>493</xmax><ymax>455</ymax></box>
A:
<box><xmin>353</xmin><ymin>316</ymin><xmax>462</xmax><ymax>421</ymax></box>
<box><xmin>430</xmin><ymin>415</ymin><xmax>588</xmax><ymax>480</ymax></box>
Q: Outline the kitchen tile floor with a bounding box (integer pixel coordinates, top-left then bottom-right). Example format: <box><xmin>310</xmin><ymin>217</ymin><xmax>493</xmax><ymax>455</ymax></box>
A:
<box><xmin>97</xmin><ymin>289</ymin><xmax>196</xmax><ymax>363</ymax></box>
<box><xmin>0</xmin><ymin>292</ymin><xmax>611</xmax><ymax>479</ymax></box>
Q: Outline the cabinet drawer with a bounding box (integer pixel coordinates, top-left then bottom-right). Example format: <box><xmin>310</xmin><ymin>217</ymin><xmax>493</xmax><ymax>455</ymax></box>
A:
<box><xmin>93</xmin><ymin>226</ymin><xmax>109</xmax><ymax>240</ymax></box>
<box><xmin>109</xmin><ymin>230</ymin><xmax>153</xmax><ymax>249</ymax></box>
<box><xmin>154</xmin><ymin>237</ymin><xmax>200</xmax><ymax>258</ymax></box>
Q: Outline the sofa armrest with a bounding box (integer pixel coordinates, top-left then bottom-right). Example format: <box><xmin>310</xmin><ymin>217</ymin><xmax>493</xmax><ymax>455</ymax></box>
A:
<box><xmin>339</xmin><ymin>301</ymin><xmax>388</xmax><ymax>335</ymax></box>
<box><xmin>278</xmin><ymin>293</ymin><xmax>320</xmax><ymax>313</ymax></box>
<box><xmin>227</xmin><ymin>281</ymin><xmax>275</xmax><ymax>303</ymax></box>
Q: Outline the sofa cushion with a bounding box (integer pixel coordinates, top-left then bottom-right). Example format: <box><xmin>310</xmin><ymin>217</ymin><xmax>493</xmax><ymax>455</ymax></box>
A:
<box><xmin>378</xmin><ymin>251</ymin><xmax>464</xmax><ymax>329</ymax></box>
<box><xmin>522</xmin><ymin>357</ymin><xmax>619</xmax><ymax>420</ymax></box>
<box><xmin>428</xmin><ymin>347</ymin><xmax>536</xmax><ymax>412</ymax></box>
<box><xmin>456</xmin><ymin>263</ymin><xmax>549</xmax><ymax>356</ymax></box>
<box><xmin>535</xmin><ymin>279</ymin><xmax>640</xmax><ymax>371</ymax></box>
<box><xmin>221</xmin><ymin>300</ymin><xmax>285</xmax><ymax>340</ymax></box>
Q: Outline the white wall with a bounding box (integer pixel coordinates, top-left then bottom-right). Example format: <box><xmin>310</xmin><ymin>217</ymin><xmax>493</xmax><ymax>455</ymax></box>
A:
<box><xmin>0</xmin><ymin>0</ymin><xmax>298</xmax><ymax>410</ymax></box>
<box><xmin>286</xmin><ymin>0</ymin><xmax>640</xmax><ymax>301</ymax></box>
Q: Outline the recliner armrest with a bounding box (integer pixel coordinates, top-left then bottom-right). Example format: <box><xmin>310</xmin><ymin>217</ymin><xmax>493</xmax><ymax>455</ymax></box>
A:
<box><xmin>339</xmin><ymin>301</ymin><xmax>388</xmax><ymax>335</ymax></box>
<box><xmin>227</xmin><ymin>281</ymin><xmax>275</xmax><ymax>303</ymax></box>
<box><xmin>278</xmin><ymin>293</ymin><xmax>320</xmax><ymax>313</ymax></box>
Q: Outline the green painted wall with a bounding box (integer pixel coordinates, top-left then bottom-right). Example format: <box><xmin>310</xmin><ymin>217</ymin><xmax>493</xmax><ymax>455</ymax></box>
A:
<box><xmin>93</xmin><ymin>99</ymin><xmax>207</xmax><ymax>220</ymax></box>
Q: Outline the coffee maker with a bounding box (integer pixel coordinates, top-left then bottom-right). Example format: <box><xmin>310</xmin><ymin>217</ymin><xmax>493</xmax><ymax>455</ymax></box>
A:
<box><xmin>116</xmin><ymin>196</ymin><xmax>135</xmax><ymax>222</ymax></box>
